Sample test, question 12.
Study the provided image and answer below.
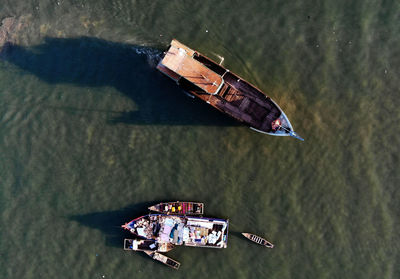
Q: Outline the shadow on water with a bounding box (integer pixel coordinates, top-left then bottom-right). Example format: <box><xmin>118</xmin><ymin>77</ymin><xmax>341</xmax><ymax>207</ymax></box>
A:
<box><xmin>1</xmin><ymin>37</ymin><xmax>238</xmax><ymax>127</ymax></box>
<box><xmin>229</xmin><ymin>231</ymin><xmax>244</xmax><ymax>239</ymax></box>
<box><xmin>69</xmin><ymin>201</ymin><xmax>160</xmax><ymax>248</ymax></box>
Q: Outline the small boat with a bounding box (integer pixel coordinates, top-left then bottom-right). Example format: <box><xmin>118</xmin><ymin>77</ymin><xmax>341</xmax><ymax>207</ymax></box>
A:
<box><xmin>157</xmin><ymin>39</ymin><xmax>303</xmax><ymax>141</ymax></box>
<box><xmin>143</xmin><ymin>250</ymin><xmax>181</xmax><ymax>270</ymax></box>
<box><xmin>148</xmin><ymin>201</ymin><xmax>204</xmax><ymax>215</ymax></box>
<box><xmin>242</xmin><ymin>233</ymin><xmax>274</xmax><ymax>248</ymax></box>
<box><xmin>124</xmin><ymin>238</ymin><xmax>174</xmax><ymax>253</ymax></box>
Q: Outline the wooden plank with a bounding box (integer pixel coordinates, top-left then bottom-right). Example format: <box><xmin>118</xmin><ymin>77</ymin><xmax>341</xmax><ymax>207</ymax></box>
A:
<box><xmin>160</xmin><ymin>43</ymin><xmax>222</xmax><ymax>94</ymax></box>
<box><xmin>239</xmin><ymin>98</ymin><xmax>250</xmax><ymax>111</ymax></box>
<box><xmin>171</xmin><ymin>39</ymin><xmax>196</xmax><ymax>56</ymax></box>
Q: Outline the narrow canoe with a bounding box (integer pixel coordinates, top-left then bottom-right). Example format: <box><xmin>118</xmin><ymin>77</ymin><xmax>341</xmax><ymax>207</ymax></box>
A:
<box><xmin>242</xmin><ymin>233</ymin><xmax>274</xmax><ymax>248</ymax></box>
<box><xmin>143</xmin><ymin>250</ymin><xmax>181</xmax><ymax>270</ymax></box>
<box><xmin>148</xmin><ymin>201</ymin><xmax>204</xmax><ymax>215</ymax></box>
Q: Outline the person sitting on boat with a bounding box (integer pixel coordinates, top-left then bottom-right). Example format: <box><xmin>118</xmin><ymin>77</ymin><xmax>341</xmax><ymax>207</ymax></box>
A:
<box><xmin>271</xmin><ymin>119</ymin><xmax>281</xmax><ymax>130</ymax></box>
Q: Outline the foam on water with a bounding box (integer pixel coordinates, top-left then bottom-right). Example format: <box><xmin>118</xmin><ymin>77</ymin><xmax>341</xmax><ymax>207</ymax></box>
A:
<box><xmin>132</xmin><ymin>46</ymin><xmax>162</xmax><ymax>67</ymax></box>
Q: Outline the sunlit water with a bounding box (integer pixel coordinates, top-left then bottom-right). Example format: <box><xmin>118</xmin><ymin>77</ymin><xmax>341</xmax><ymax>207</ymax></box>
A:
<box><xmin>0</xmin><ymin>1</ymin><xmax>399</xmax><ymax>278</ymax></box>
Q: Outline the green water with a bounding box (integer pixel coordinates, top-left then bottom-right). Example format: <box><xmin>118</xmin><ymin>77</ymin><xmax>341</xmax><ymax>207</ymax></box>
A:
<box><xmin>1</xmin><ymin>1</ymin><xmax>399</xmax><ymax>278</ymax></box>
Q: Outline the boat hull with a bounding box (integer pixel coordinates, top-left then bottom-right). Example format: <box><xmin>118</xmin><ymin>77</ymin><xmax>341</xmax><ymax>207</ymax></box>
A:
<box><xmin>157</xmin><ymin>39</ymin><xmax>301</xmax><ymax>139</ymax></box>
<box><xmin>143</xmin><ymin>251</ymin><xmax>181</xmax><ymax>270</ymax></box>
<box><xmin>148</xmin><ymin>201</ymin><xmax>204</xmax><ymax>215</ymax></box>
<box><xmin>242</xmin><ymin>233</ymin><xmax>274</xmax><ymax>248</ymax></box>
<box><xmin>122</xmin><ymin>214</ymin><xmax>229</xmax><ymax>249</ymax></box>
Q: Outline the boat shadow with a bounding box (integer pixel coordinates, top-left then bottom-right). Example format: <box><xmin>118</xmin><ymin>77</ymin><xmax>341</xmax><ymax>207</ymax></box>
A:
<box><xmin>1</xmin><ymin>37</ymin><xmax>238</xmax><ymax>127</ymax></box>
<box><xmin>69</xmin><ymin>201</ymin><xmax>160</xmax><ymax>249</ymax></box>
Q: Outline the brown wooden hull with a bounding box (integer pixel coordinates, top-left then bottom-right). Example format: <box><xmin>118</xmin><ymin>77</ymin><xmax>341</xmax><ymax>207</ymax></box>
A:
<box><xmin>157</xmin><ymin>39</ymin><xmax>302</xmax><ymax>140</ymax></box>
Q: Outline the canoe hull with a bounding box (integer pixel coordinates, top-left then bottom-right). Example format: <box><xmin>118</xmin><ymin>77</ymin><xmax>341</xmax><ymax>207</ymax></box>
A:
<box><xmin>242</xmin><ymin>232</ymin><xmax>274</xmax><ymax>248</ymax></box>
<box><xmin>148</xmin><ymin>201</ymin><xmax>204</xmax><ymax>215</ymax></box>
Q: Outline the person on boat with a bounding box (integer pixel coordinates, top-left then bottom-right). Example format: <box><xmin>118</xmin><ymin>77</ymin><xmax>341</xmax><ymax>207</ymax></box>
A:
<box><xmin>271</xmin><ymin>119</ymin><xmax>281</xmax><ymax>130</ymax></box>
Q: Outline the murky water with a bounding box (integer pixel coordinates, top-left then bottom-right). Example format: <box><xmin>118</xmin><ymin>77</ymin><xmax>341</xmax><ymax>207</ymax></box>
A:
<box><xmin>1</xmin><ymin>1</ymin><xmax>399</xmax><ymax>278</ymax></box>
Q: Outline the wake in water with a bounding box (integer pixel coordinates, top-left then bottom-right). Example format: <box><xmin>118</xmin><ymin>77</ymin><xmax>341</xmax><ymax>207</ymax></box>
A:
<box><xmin>132</xmin><ymin>46</ymin><xmax>162</xmax><ymax>67</ymax></box>
<box><xmin>211</xmin><ymin>52</ymin><xmax>224</xmax><ymax>65</ymax></box>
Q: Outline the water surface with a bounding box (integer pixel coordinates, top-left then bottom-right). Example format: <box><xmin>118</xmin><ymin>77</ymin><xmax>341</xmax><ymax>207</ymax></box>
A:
<box><xmin>0</xmin><ymin>1</ymin><xmax>399</xmax><ymax>278</ymax></box>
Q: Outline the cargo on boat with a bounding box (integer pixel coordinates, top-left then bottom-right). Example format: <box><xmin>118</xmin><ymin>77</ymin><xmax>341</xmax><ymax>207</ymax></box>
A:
<box><xmin>122</xmin><ymin>214</ymin><xmax>229</xmax><ymax>250</ymax></box>
<box><xmin>242</xmin><ymin>232</ymin><xmax>274</xmax><ymax>248</ymax></box>
<box><xmin>157</xmin><ymin>39</ymin><xmax>303</xmax><ymax>141</ymax></box>
<box><xmin>148</xmin><ymin>201</ymin><xmax>204</xmax><ymax>215</ymax></box>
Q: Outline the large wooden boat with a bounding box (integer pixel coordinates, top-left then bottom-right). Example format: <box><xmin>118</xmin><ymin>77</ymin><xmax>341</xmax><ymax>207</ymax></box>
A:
<box><xmin>122</xmin><ymin>214</ymin><xmax>229</xmax><ymax>249</ymax></box>
<box><xmin>148</xmin><ymin>201</ymin><xmax>204</xmax><ymax>216</ymax></box>
<box><xmin>242</xmin><ymin>233</ymin><xmax>274</xmax><ymax>248</ymax></box>
<box><xmin>143</xmin><ymin>250</ymin><xmax>181</xmax><ymax>270</ymax></box>
<box><xmin>157</xmin><ymin>39</ymin><xmax>303</xmax><ymax>141</ymax></box>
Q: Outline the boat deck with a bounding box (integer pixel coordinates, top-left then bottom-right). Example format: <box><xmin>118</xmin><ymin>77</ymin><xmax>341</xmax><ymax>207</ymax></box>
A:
<box><xmin>159</xmin><ymin>41</ymin><xmax>222</xmax><ymax>94</ymax></box>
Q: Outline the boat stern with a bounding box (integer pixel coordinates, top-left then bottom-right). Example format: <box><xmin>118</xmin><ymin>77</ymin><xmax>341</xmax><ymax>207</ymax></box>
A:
<box><xmin>222</xmin><ymin>219</ymin><xmax>229</xmax><ymax>248</ymax></box>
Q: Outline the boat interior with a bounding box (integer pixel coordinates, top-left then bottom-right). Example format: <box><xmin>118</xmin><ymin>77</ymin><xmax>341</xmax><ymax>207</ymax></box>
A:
<box><xmin>193</xmin><ymin>52</ymin><xmax>283</xmax><ymax>132</ymax></box>
<box><xmin>156</xmin><ymin>202</ymin><xmax>203</xmax><ymax>215</ymax></box>
<box><xmin>124</xmin><ymin>238</ymin><xmax>174</xmax><ymax>252</ymax></box>
<box><xmin>124</xmin><ymin>238</ymin><xmax>158</xmax><ymax>251</ymax></box>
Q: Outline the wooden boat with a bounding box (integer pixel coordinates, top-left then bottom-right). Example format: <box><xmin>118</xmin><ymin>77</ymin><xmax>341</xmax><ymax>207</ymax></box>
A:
<box><xmin>157</xmin><ymin>39</ymin><xmax>303</xmax><ymax>141</ymax></box>
<box><xmin>143</xmin><ymin>250</ymin><xmax>181</xmax><ymax>270</ymax></box>
<box><xmin>122</xmin><ymin>214</ymin><xmax>229</xmax><ymax>249</ymax></box>
<box><xmin>124</xmin><ymin>238</ymin><xmax>174</xmax><ymax>253</ymax></box>
<box><xmin>242</xmin><ymin>233</ymin><xmax>274</xmax><ymax>248</ymax></box>
<box><xmin>148</xmin><ymin>201</ymin><xmax>204</xmax><ymax>215</ymax></box>
<box><xmin>121</xmin><ymin>208</ymin><xmax>229</xmax><ymax>269</ymax></box>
